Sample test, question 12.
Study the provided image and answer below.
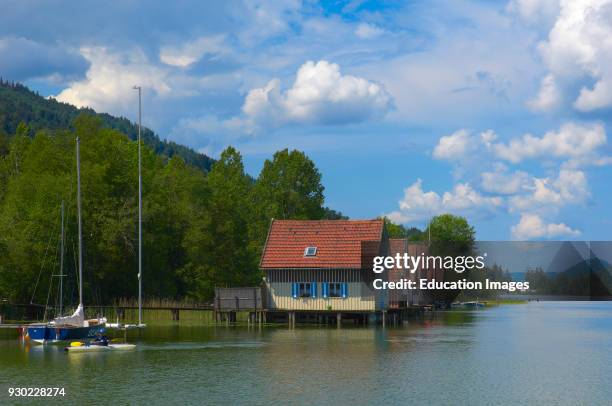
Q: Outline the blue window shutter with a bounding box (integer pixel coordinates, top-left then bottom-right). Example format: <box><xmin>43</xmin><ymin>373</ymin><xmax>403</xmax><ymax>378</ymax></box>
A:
<box><xmin>341</xmin><ymin>283</ymin><xmax>348</xmax><ymax>298</ymax></box>
<box><xmin>292</xmin><ymin>283</ymin><xmax>297</xmax><ymax>298</ymax></box>
<box><xmin>312</xmin><ymin>282</ymin><xmax>317</xmax><ymax>298</ymax></box>
<box><xmin>322</xmin><ymin>282</ymin><xmax>328</xmax><ymax>298</ymax></box>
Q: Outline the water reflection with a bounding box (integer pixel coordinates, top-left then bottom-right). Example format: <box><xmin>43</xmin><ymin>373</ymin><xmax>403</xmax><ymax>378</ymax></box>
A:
<box><xmin>1</xmin><ymin>303</ymin><xmax>611</xmax><ymax>405</ymax></box>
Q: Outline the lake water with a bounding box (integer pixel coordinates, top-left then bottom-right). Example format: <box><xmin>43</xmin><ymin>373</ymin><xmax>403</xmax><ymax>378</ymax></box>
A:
<box><xmin>1</xmin><ymin>302</ymin><xmax>611</xmax><ymax>405</ymax></box>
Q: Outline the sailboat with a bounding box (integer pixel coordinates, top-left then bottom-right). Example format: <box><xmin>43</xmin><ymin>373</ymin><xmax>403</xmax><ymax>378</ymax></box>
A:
<box><xmin>27</xmin><ymin>137</ymin><xmax>107</xmax><ymax>343</ymax></box>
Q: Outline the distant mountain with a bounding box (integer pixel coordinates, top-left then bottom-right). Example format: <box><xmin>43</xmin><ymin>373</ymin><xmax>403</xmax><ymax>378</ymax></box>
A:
<box><xmin>0</xmin><ymin>79</ymin><xmax>214</xmax><ymax>172</ymax></box>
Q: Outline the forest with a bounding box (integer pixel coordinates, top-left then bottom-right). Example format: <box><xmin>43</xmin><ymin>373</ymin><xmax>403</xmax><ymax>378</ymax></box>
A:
<box><xmin>0</xmin><ymin>81</ymin><xmax>487</xmax><ymax>307</ymax></box>
<box><xmin>0</xmin><ymin>81</ymin><xmax>358</xmax><ymax>306</ymax></box>
<box><xmin>0</xmin><ymin>115</ymin><xmax>347</xmax><ymax>305</ymax></box>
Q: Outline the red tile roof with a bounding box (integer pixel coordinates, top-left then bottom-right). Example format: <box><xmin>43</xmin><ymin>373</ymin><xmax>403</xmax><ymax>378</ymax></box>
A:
<box><xmin>260</xmin><ymin>219</ymin><xmax>384</xmax><ymax>269</ymax></box>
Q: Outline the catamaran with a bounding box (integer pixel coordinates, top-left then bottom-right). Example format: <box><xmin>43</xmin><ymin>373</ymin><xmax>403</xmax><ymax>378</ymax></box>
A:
<box><xmin>27</xmin><ymin>137</ymin><xmax>107</xmax><ymax>343</ymax></box>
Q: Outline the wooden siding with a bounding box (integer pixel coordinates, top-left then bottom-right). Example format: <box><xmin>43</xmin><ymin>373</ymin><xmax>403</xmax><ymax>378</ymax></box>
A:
<box><xmin>266</xmin><ymin>282</ymin><xmax>378</xmax><ymax>311</ymax></box>
<box><xmin>264</xmin><ymin>268</ymin><xmax>387</xmax><ymax>311</ymax></box>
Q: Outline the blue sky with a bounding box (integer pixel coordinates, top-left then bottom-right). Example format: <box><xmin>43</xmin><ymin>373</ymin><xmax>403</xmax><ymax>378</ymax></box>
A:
<box><xmin>2</xmin><ymin>0</ymin><xmax>612</xmax><ymax>240</ymax></box>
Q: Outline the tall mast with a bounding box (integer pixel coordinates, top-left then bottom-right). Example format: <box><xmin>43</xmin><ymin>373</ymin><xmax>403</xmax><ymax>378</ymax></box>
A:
<box><xmin>134</xmin><ymin>85</ymin><xmax>143</xmax><ymax>326</ymax></box>
<box><xmin>76</xmin><ymin>137</ymin><xmax>83</xmax><ymax>306</ymax></box>
<box><xmin>59</xmin><ymin>200</ymin><xmax>65</xmax><ymax>316</ymax></box>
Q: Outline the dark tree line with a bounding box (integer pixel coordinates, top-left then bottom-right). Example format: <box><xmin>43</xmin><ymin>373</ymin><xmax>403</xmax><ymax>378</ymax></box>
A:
<box><xmin>525</xmin><ymin>264</ymin><xmax>611</xmax><ymax>297</ymax></box>
<box><xmin>0</xmin><ymin>114</ymin><xmax>335</xmax><ymax>305</ymax></box>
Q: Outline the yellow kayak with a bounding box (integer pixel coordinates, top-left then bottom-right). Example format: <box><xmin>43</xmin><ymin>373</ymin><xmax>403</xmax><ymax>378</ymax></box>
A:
<box><xmin>64</xmin><ymin>343</ymin><xmax>136</xmax><ymax>352</ymax></box>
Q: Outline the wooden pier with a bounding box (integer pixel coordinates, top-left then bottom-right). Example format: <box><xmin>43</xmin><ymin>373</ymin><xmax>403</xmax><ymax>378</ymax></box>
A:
<box><xmin>246</xmin><ymin>307</ymin><xmax>428</xmax><ymax>328</ymax></box>
<box><xmin>2</xmin><ymin>300</ymin><xmax>430</xmax><ymax>329</ymax></box>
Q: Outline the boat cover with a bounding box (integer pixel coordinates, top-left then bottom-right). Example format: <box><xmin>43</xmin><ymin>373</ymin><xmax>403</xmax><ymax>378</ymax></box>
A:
<box><xmin>51</xmin><ymin>304</ymin><xmax>85</xmax><ymax>327</ymax></box>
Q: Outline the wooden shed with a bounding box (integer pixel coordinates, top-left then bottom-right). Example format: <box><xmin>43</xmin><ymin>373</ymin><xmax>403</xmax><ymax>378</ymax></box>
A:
<box><xmin>214</xmin><ymin>287</ymin><xmax>265</xmax><ymax>311</ymax></box>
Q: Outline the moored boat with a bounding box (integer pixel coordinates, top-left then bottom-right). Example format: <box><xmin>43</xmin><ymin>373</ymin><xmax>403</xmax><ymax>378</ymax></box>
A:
<box><xmin>27</xmin><ymin>325</ymin><xmax>107</xmax><ymax>343</ymax></box>
<box><xmin>25</xmin><ymin>138</ymin><xmax>107</xmax><ymax>344</ymax></box>
<box><xmin>451</xmin><ymin>301</ymin><xmax>486</xmax><ymax>309</ymax></box>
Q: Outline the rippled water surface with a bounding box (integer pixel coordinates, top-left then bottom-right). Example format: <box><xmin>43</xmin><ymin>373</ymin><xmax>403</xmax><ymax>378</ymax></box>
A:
<box><xmin>2</xmin><ymin>302</ymin><xmax>611</xmax><ymax>405</ymax></box>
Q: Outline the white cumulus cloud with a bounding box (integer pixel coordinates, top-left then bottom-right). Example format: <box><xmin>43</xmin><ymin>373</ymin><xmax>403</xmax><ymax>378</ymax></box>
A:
<box><xmin>511</xmin><ymin>213</ymin><xmax>580</xmax><ymax>240</ymax></box>
<box><xmin>55</xmin><ymin>47</ymin><xmax>172</xmax><ymax>114</ymax></box>
<box><xmin>527</xmin><ymin>74</ymin><xmax>561</xmax><ymax>112</ymax></box>
<box><xmin>242</xmin><ymin>60</ymin><xmax>393</xmax><ymax>129</ymax></box>
<box><xmin>530</xmin><ymin>0</ymin><xmax>612</xmax><ymax>112</ymax></box>
<box><xmin>481</xmin><ymin>164</ymin><xmax>531</xmax><ymax>195</ymax></box>
<box><xmin>426</xmin><ymin>121</ymin><xmax>600</xmax><ymax>237</ymax></box>
<box><xmin>386</xmin><ymin>179</ymin><xmax>502</xmax><ymax>223</ymax></box>
<box><xmin>432</xmin><ymin>129</ymin><xmax>474</xmax><ymax>160</ymax></box>
<box><xmin>508</xmin><ymin>169</ymin><xmax>589</xmax><ymax>213</ymax></box>
<box><xmin>492</xmin><ymin>122</ymin><xmax>606</xmax><ymax>163</ymax></box>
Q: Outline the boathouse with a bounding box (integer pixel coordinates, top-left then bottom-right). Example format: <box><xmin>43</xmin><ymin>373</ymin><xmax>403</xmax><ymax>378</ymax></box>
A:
<box><xmin>260</xmin><ymin>219</ymin><xmax>389</xmax><ymax>315</ymax></box>
<box><xmin>215</xmin><ymin>219</ymin><xmax>443</xmax><ymax>325</ymax></box>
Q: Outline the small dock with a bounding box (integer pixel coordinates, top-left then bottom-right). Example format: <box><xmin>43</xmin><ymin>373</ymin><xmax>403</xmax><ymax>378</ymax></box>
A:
<box><xmin>0</xmin><ymin>324</ymin><xmax>31</xmax><ymax>329</ymax></box>
<box><xmin>213</xmin><ymin>307</ymin><xmax>429</xmax><ymax>328</ymax></box>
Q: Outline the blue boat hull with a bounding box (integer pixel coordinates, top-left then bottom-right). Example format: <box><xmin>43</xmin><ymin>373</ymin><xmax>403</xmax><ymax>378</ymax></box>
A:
<box><xmin>27</xmin><ymin>325</ymin><xmax>106</xmax><ymax>344</ymax></box>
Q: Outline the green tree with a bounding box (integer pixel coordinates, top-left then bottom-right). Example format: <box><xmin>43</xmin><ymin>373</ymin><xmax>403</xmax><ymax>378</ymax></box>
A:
<box><xmin>0</xmin><ymin>130</ymin><xmax>9</xmax><ymax>157</ymax></box>
<box><xmin>252</xmin><ymin>149</ymin><xmax>325</xmax><ymax>248</ymax></box>
<box><xmin>0</xmin><ymin>129</ymin><xmax>71</xmax><ymax>302</ymax></box>
<box><xmin>525</xmin><ymin>267</ymin><xmax>550</xmax><ymax>293</ymax></box>
<box><xmin>323</xmin><ymin>207</ymin><xmax>348</xmax><ymax>220</ymax></box>
<box><xmin>425</xmin><ymin>214</ymin><xmax>476</xmax><ymax>305</ymax></box>
<box><xmin>382</xmin><ymin>217</ymin><xmax>424</xmax><ymax>240</ymax></box>
<box><xmin>181</xmin><ymin>147</ymin><xmax>258</xmax><ymax>300</ymax></box>
<box><xmin>0</xmin><ymin>114</ymin><xmax>214</xmax><ymax>304</ymax></box>
<box><xmin>151</xmin><ymin>156</ymin><xmax>209</xmax><ymax>299</ymax></box>
<box><xmin>426</xmin><ymin>214</ymin><xmax>475</xmax><ymax>245</ymax></box>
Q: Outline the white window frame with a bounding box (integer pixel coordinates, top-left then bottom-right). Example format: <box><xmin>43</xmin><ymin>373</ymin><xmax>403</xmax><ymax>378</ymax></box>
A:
<box><xmin>304</xmin><ymin>246</ymin><xmax>317</xmax><ymax>257</ymax></box>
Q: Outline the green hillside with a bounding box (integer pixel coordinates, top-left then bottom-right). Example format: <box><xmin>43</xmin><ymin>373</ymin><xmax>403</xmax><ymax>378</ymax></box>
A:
<box><xmin>0</xmin><ymin>79</ymin><xmax>214</xmax><ymax>172</ymax></box>
<box><xmin>0</xmin><ymin>80</ymin><xmax>352</xmax><ymax>305</ymax></box>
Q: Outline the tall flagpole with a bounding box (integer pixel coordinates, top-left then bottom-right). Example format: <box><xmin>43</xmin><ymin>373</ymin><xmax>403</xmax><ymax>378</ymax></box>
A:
<box><xmin>133</xmin><ymin>85</ymin><xmax>143</xmax><ymax>326</ymax></box>
<box><xmin>76</xmin><ymin>138</ymin><xmax>83</xmax><ymax>307</ymax></box>
<box><xmin>59</xmin><ymin>200</ymin><xmax>65</xmax><ymax>316</ymax></box>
